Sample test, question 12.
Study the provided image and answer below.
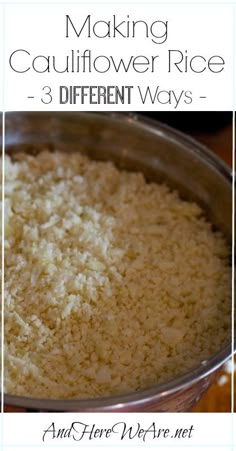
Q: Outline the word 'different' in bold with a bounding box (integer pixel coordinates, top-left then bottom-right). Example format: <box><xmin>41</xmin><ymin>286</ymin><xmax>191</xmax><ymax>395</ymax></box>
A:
<box><xmin>59</xmin><ymin>85</ymin><xmax>134</xmax><ymax>104</ymax></box>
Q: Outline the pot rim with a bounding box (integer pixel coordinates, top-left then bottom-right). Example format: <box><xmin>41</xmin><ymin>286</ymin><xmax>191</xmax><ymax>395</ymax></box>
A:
<box><xmin>3</xmin><ymin>112</ymin><xmax>234</xmax><ymax>411</ymax></box>
<box><xmin>4</xmin><ymin>345</ymin><xmax>233</xmax><ymax>411</ymax></box>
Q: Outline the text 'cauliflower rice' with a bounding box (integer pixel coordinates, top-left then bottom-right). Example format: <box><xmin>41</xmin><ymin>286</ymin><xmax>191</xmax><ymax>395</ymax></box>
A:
<box><xmin>4</xmin><ymin>150</ymin><xmax>231</xmax><ymax>399</ymax></box>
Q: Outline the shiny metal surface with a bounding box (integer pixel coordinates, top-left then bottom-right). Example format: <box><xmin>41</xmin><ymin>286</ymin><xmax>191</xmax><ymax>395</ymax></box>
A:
<box><xmin>3</xmin><ymin>112</ymin><xmax>233</xmax><ymax>412</ymax></box>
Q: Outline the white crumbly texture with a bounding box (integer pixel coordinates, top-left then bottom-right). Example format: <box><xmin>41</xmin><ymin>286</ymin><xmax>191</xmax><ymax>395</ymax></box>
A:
<box><xmin>4</xmin><ymin>150</ymin><xmax>231</xmax><ymax>399</ymax></box>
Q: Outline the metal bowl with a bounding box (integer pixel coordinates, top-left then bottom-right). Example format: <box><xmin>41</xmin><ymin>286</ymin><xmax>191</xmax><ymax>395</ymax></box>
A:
<box><xmin>3</xmin><ymin>112</ymin><xmax>233</xmax><ymax>412</ymax></box>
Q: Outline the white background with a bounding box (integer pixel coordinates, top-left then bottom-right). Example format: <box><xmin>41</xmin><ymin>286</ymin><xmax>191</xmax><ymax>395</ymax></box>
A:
<box><xmin>2</xmin><ymin>413</ymin><xmax>235</xmax><ymax>447</ymax></box>
<box><xmin>0</xmin><ymin>6</ymin><xmax>3</xmax><ymax>111</ymax></box>
<box><xmin>3</xmin><ymin>3</ymin><xmax>235</xmax><ymax>110</ymax></box>
<box><xmin>1</xmin><ymin>0</ymin><xmax>236</xmax><ymax>4</ymax></box>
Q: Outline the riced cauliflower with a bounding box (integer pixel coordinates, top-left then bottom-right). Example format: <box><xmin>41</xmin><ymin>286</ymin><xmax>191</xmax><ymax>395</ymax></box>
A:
<box><xmin>4</xmin><ymin>150</ymin><xmax>231</xmax><ymax>399</ymax></box>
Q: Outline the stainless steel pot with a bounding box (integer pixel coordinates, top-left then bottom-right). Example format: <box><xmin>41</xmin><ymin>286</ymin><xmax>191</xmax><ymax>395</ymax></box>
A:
<box><xmin>3</xmin><ymin>112</ymin><xmax>233</xmax><ymax>412</ymax></box>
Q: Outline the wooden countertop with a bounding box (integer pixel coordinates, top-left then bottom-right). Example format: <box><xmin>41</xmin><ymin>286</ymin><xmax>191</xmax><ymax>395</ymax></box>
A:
<box><xmin>190</xmin><ymin>123</ymin><xmax>233</xmax><ymax>412</ymax></box>
<box><xmin>191</xmin><ymin>124</ymin><xmax>232</xmax><ymax>168</ymax></box>
<box><xmin>192</xmin><ymin>360</ymin><xmax>234</xmax><ymax>412</ymax></box>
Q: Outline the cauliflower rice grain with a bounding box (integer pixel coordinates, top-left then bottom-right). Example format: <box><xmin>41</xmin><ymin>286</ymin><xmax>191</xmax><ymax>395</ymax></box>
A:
<box><xmin>4</xmin><ymin>150</ymin><xmax>231</xmax><ymax>399</ymax></box>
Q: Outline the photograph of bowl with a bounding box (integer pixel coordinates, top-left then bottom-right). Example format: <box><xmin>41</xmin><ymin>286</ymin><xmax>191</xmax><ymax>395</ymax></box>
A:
<box><xmin>2</xmin><ymin>112</ymin><xmax>232</xmax><ymax>412</ymax></box>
